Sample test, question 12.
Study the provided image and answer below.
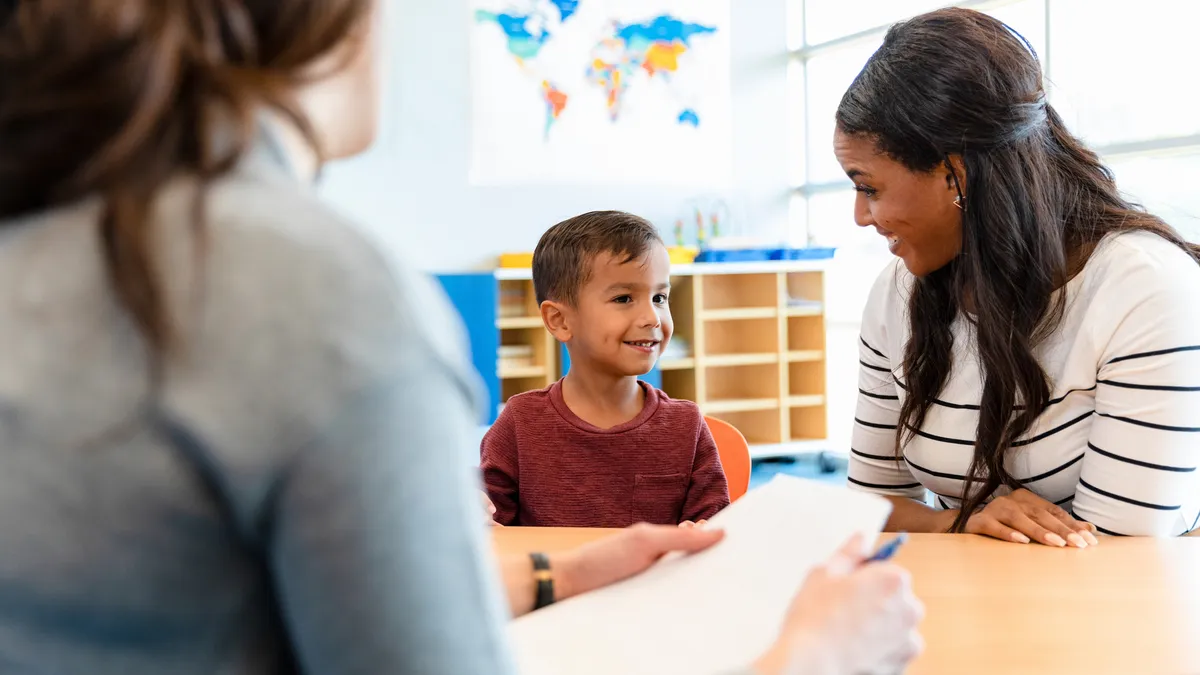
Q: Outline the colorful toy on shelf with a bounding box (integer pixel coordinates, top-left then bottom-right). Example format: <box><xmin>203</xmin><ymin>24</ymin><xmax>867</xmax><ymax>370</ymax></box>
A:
<box><xmin>667</xmin><ymin>246</ymin><xmax>698</xmax><ymax>264</ymax></box>
<box><xmin>673</xmin><ymin>196</ymin><xmax>736</xmax><ymax>251</ymax></box>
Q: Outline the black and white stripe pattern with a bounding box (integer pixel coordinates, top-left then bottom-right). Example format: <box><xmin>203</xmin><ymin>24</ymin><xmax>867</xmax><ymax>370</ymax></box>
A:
<box><xmin>846</xmin><ymin>233</ymin><xmax>1200</xmax><ymax>537</ymax></box>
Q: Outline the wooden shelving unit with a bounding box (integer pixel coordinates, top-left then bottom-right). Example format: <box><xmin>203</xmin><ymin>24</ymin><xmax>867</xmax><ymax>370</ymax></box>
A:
<box><xmin>658</xmin><ymin>357</ymin><xmax>696</xmax><ymax>370</ymax></box>
<box><xmin>496</xmin><ymin>316</ymin><xmax>544</xmax><ymax>329</ymax></box>
<box><xmin>470</xmin><ymin>261</ymin><xmax>831</xmax><ymax>456</ymax></box>
<box><xmin>495</xmin><ymin>278</ymin><xmax>557</xmax><ymax>413</ymax></box>
<box><xmin>700</xmin><ymin>307</ymin><xmax>779</xmax><ymax>321</ymax></box>
<box><xmin>682</xmin><ymin>266</ymin><xmax>829</xmax><ymax>450</ymax></box>
<box><xmin>498</xmin><ymin>365</ymin><xmax>547</xmax><ymax>379</ymax></box>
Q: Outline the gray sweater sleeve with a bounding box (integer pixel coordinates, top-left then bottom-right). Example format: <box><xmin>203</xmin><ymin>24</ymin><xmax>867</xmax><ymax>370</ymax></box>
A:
<box><xmin>255</xmin><ymin>256</ymin><xmax>516</xmax><ymax>673</ymax></box>
<box><xmin>155</xmin><ymin>164</ymin><xmax>517</xmax><ymax>674</ymax></box>
<box><xmin>269</xmin><ymin>355</ymin><xmax>514</xmax><ymax>674</ymax></box>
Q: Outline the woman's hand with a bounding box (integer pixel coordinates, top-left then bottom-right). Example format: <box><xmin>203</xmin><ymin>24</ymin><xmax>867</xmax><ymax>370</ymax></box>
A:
<box><xmin>964</xmin><ymin>488</ymin><xmax>1098</xmax><ymax>547</ymax></box>
<box><xmin>554</xmin><ymin>523</ymin><xmax>724</xmax><ymax>601</ymax></box>
<box><xmin>754</xmin><ymin>535</ymin><xmax>924</xmax><ymax>675</ymax></box>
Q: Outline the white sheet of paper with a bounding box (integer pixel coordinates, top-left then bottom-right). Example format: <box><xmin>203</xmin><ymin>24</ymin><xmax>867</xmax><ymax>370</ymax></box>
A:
<box><xmin>509</xmin><ymin>475</ymin><xmax>894</xmax><ymax>675</ymax></box>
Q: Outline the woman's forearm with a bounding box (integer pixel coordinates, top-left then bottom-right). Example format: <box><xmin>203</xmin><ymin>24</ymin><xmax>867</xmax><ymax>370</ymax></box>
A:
<box><xmin>499</xmin><ymin>552</ymin><xmax>585</xmax><ymax>618</ymax></box>
<box><xmin>883</xmin><ymin>496</ymin><xmax>958</xmax><ymax>533</ymax></box>
<box><xmin>500</xmin><ymin>553</ymin><xmax>537</xmax><ymax>618</ymax></box>
<box><xmin>498</xmin><ymin>525</ymin><xmax>726</xmax><ymax>618</ymax></box>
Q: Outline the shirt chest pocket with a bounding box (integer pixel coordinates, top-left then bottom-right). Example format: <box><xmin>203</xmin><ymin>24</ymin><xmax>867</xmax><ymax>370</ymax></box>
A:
<box><xmin>632</xmin><ymin>473</ymin><xmax>688</xmax><ymax>525</ymax></box>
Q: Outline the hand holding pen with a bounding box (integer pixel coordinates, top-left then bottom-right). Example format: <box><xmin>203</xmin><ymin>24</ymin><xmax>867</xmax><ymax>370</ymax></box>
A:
<box><xmin>754</xmin><ymin>533</ymin><xmax>924</xmax><ymax>675</ymax></box>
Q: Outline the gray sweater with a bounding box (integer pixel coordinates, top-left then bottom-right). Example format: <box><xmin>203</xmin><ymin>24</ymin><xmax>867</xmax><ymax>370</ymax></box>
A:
<box><xmin>0</xmin><ymin>142</ymin><xmax>514</xmax><ymax>673</ymax></box>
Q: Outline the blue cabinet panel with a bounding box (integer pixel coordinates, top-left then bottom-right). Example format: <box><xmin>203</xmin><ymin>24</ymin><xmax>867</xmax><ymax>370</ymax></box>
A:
<box><xmin>434</xmin><ymin>273</ymin><xmax>500</xmax><ymax>424</ymax></box>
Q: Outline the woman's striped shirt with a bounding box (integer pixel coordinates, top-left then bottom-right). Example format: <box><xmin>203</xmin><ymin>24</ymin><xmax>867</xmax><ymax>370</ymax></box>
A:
<box><xmin>848</xmin><ymin>231</ymin><xmax>1200</xmax><ymax>536</ymax></box>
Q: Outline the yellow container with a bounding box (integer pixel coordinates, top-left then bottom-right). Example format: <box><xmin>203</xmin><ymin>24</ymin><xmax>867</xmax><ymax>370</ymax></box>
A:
<box><xmin>499</xmin><ymin>252</ymin><xmax>535</xmax><ymax>268</ymax></box>
<box><xmin>668</xmin><ymin>246</ymin><xmax>698</xmax><ymax>265</ymax></box>
<box><xmin>502</xmin><ymin>248</ymin><xmax>695</xmax><ymax>268</ymax></box>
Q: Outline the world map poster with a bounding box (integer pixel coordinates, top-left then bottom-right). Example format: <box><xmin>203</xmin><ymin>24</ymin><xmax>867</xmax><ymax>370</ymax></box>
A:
<box><xmin>469</xmin><ymin>0</ymin><xmax>732</xmax><ymax>186</ymax></box>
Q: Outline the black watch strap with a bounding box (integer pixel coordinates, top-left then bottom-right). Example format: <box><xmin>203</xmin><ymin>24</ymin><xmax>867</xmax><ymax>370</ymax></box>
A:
<box><xmin>530</xmin><ymin>552</ymin><xmax>555</xmax><ymax>610</ymax></box>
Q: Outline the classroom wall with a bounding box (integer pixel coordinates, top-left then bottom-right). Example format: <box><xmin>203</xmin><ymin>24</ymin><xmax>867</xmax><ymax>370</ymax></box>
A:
<box><xmin>320</xmin><ymin>0</ymin><xmax>872</xmax><ymax>455</ymax></box>
<box><xmin>319</xmin><ymin>0</ymin><xmax>793</xmax><ymax>272</ymax></box>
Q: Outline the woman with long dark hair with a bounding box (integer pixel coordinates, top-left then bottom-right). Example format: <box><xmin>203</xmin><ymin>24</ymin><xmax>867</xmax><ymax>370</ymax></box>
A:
<box><xmin>0</xmin><ymin>2</ymin><xmax>923</xmax><ymax>673</ymax></box>
<box><xmin>842</xmin><ymin>8</ymin><xmax>1200</xmax><ymax>543</ymax></box>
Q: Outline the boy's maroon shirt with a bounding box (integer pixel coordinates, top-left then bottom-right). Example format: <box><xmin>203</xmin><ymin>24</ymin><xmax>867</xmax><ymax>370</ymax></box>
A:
<box><xmin>480</xmin><ymin>380</ymin><xmax>730</xmax><ymax>527</ymax></box>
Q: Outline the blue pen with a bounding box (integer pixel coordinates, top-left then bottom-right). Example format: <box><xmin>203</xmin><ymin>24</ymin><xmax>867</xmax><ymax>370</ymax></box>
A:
<box><xmin>864</xmin><ymin>532</ymin><xmax>907</xmax><ymax>564</ymax></box>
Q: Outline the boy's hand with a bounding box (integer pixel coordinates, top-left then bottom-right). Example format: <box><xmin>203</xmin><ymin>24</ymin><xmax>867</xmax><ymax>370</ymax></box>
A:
<box><xmin>479</xmin><ymin>490</ymin><xmax>501</xmax><ymax>527</ymax></box>
<box><xmin>679</xmin><ymin>520</ymin><xmax>707</xmax><ymax>529</ymax></box>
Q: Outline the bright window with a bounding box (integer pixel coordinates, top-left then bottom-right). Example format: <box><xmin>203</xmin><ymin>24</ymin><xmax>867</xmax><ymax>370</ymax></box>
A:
<box><xmin>1048</xmin><ymin>0</ymin><xmax>1200</xmax><ymax>148</ymax></box>
<box><xmin>803</xmin><ymin>0</ymin><xmax>950</xmax><ymax>46</ymax></box>
<box><xmin>790</xmin><ymin>0</ymin><xmax>1200</xmax><ymax>274</ymax></box>
<box><xmin>790</xmin><ymin>0</ymin><xmax>1200</xmax><ymax>451</ymax></box>
<box><xmin>804</xmin><ymin>39</ymin><xmax>881</xmax><ymax>186</ymax></box>
<box><xmin>1108</xmin><ymin>150</ymin><xmax>1200</xmax><ymax>243</ymax></box>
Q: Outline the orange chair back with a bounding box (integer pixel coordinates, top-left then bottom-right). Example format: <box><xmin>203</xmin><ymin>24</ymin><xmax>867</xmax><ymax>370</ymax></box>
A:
<box><xmin>705</xmin><ymin>416</ymin><xmax>751</xmax><ymax>502</ymax></box>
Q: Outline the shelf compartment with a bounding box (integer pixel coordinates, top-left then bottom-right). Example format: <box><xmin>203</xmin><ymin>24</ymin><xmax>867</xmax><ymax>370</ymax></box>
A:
<box><xmin>705</xmin><ymin>362</ymin><xmax>780</xmax><ymax>403</ymax></box>
<box><xmin>787</xmin><ymin>315</ymin><xmax>826</xmax><ymax>352</ymax></box>
<box><xmin>700</xmin><ymin>273</ymin><xmax>779</xmax><ymax>311</ymax></box>
<box><xmin>704</xmin><ymin>317</ymin><xmax>779</xmax><ymax>355</ymax></box>
<box><xmin>707</xmin><ymin>408</ymin><xmax>783</xmax><ymax>445</ymax></box>
<box><xmin>790</xmin><ymin>405</ymin><xmax>828</xmax><ymax>442</ymax></box>
<box><xmin>785</xmin><ymin>271</ymin><xmax>824</xmax><ymax>308</ymax></box>
<box><xmin>668</xmin><ymin>275</ymin><xmax>696</xmax><ymax>346</ymax></box>
<box><xmin>501</xmin><ymin>375</ymin><xmax>550</xmax><ymax>402</ymax></box>
<box><xmin>498</xmin><ymin>319</ymin><xmax>555</xmax><ymax>394</ymax></box>
<box><xmin>501</xmin><ymin>324</ymin><xmax>551</xmax><ymax>358</ymax></box>
<box><xmin>498</xmin><ymin>278</ymin><xmax>539</xmax><ymax>319</ymax></box>
<box><xmin>788</xmin><ymin>361</ymin><xmax>825</xmax><ymax>397</ymax></box>
<box><xmin>662</xmin><ymin>368</ymin><xmax>697</xmax><ymax>402</ymax></box>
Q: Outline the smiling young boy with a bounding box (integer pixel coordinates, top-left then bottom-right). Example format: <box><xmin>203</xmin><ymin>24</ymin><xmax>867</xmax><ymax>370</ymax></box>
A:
<box><xmin>480</xmin><ymin>211</ymin><xmax>730</xmax><ymax>527</ymax></box>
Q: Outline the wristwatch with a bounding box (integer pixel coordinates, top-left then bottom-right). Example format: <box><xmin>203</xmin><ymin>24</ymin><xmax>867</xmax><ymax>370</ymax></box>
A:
<box><xmin>530</xmin><ymin>552</ymin><xmax>556</xmax><ymax>609</ymax></box>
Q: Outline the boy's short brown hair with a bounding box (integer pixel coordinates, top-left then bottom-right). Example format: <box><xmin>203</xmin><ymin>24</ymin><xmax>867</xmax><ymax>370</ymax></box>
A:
<box><xmin>532</xmin><ymin>210</ymin><xmax>664</xmax><ymax>305</ymax></box>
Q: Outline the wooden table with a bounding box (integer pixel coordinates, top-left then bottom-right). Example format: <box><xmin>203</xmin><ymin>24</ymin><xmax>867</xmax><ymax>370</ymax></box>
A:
<box><xmin>494</xmin><ymin>528</ymin><xmax>1200</xmax><ymax>675</ymax></box>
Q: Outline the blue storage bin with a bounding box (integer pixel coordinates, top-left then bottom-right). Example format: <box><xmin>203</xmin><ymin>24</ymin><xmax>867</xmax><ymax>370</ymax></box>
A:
<box><xmin>693</xmin><ymin>247</ymin><xmax>837</xmax><ymax>263</ymax></box>
<box><xmin>692</xmin><ymin>248</ymin><xmax>773</xmax><ymax>263</ymax></box>
<box><xmin>770</xmin><ymin>247</ymin><xmax>837</xmax><ymax>261</ymax></box>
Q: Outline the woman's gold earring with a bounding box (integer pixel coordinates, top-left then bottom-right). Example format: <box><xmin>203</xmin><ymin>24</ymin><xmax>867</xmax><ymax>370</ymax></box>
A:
<box><xmin>953</xmin><ymin>195</ymin><xmax>965</xmax><ymax>211</ymax></box>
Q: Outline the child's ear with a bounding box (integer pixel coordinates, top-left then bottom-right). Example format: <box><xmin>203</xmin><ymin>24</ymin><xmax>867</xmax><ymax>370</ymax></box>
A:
<box><xmin>540</xmin><ymin>300</ymin><xmax>572</xmax><ymax>342</ymax></box>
